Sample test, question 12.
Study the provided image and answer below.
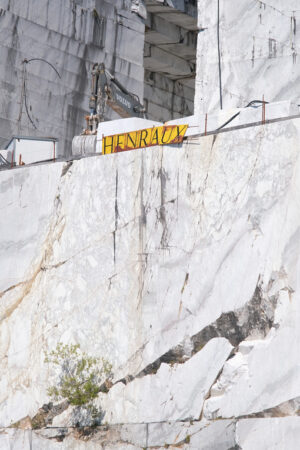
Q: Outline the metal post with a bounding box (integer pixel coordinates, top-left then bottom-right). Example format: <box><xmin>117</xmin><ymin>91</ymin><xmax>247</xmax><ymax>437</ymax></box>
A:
<box><xmin>205</xmin><ymin>113</ymin><xmax>208</xmax><ymax>135</ymax></box>
<box><xmin>262</xmin><ymin>95</ymin><xmax>265</xmax><ymax>124</ymax></box>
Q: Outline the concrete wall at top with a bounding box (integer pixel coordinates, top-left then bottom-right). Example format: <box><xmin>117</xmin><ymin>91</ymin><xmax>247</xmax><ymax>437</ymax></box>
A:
<box><xmin>143</xmin><ymin>1</ymin><xmax>198</xmax><ymax>122</ymax></box>
<box><xmin>0</xmin><ymin>0</ymin><xmax>145</xmax><ymax>155</ymax></box>
<box><xmin>196</xmin><ymin>0</ymin><xmax>300</xmax><ymax>114</ymax></box>
<box><xmin>144</xmin><ymin>70</ymin><xmax>195</xmax><ymax>122</ymax></box>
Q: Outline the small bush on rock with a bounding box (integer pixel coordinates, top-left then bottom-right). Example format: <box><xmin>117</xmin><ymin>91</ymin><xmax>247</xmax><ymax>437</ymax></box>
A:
<box><xmin>45</xmin><ymin>343</ymin><xmax>112</xmax><ymax>423</ymax></box>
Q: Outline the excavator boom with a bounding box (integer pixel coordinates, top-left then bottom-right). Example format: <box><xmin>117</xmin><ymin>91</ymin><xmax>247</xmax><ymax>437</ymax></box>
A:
<box><xmin>86</xmin><ymin>63</ymin><xmax>145</xmax><ymax>134</ymax></box>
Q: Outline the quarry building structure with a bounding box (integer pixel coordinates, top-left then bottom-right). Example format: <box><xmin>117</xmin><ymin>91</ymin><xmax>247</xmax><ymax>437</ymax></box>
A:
<box><xmin>0</xmin><ymin>0</ymin><xmax>198</xmax><ymax>155</ymax></box>
<box><xmin>1</xmin><ymin>0</ymin><xmax>300</xmax><ymax>449</ymax></box>
<box><xmin>0</xmin><ymin>0</ymin><xmax>299</xmax><ymax>154</ymax></box>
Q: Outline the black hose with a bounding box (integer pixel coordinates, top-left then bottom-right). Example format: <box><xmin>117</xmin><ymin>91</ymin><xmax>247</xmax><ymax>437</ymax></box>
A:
<box><xmin>22</xmin><ymin>64</ymin><xmax>37</xmax><ymax>129</ymax></box>
<box><xmin>20</xmin><ymin>58</ymin><xmax>61</xmax><ymax>130</ymax></box>
<box><xmin>215</xmin><ymin>99</ymin><xmax>269</xmax><ymax>131</ymax></box>
<box><xmin>23</xmin><ymin>58</ymin><xmax>61</xmax><ymax>79</ymax></box>
<box><xmin>215</xmin><ymin>111</ymin><xmax>240</xmax><ymax>131</ymax></box>
<box><xmin>245</xmin><ymin>100</ymin><xmax>269</xmax><ymax>107</ymax></box>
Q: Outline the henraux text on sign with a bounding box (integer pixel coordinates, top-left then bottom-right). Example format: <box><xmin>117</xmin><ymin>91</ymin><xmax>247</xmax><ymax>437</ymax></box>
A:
<box><xmin>102</xmin><ymin>125</ymin><xmax>188</xmax><ymax>154</ymax></box>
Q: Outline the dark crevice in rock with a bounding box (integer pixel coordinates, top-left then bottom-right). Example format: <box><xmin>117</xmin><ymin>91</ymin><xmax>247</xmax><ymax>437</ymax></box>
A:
<box><xmin>31</xmin><ymin>400</ymin><xmax>69</xmax><ymax>429</ymax></box>
<box><xmin>211</xmin><ymin>134</ymin><xmax>217</xmax><ymax>148</ymax></box>
<box><xmin>181</xmin><ymin>272</ymin><xmax>189</xmax><ymax>294</ymax></box>
<box><xmin>158</xmin><ymin>166</ymin><xmax>168</xmax><ymax>247</ymax></box>
<box><xmin>136</xmin><ymin>155</ymin><xmax>147</xmax><ymax>308</ymax></box>
<box><xmin>192</xmin><ymin>284</ymin><xmax>276</xmax><ymax>350</ymax></box>
<box><xmin>73</xmin><ymin>426</ymin><xmax>100</xmax><ymax>440</ymax></box>
<box><xmin>133</xmin><ymin>282</ymin><xmax>278</xmax><ymax>380</ymax></box>
<box><xmin>113</xmin><ymin>169</ymin><xmax>119</xmax><ymax>266</ymax></box>
<box><xmin>40</xmin><ymin>424</ymin><xmax>143</xmax><ymax>446</ymax></box>
<box><xmin>41</xmin><ymin>259</ymin><xmax>68</xmax><ymax>271</ymax></box>
<box><xmin>199</xmin><ymin>347</ymin><xmax>237</xmax><ymax>421</ymax></box>
<box><xmin>237</xmin><ymin>396</ymin><xmax>300</xmax><ymax>419</ymax></box>
<box><xmin>115</xmin><ymin>169</ymin><xmax>119</xmax><ymax>227</ymax></box>
<box><xmin>10</xmin><ymin>402</ymin><xmax>70</xmax><ymax>432</ymax></box>
<box><xmin>157</xmin><ymin>149</ymin><xmax>170</xmax><ymax>249</ymax></box>
<box><xmin>61</xmin><ymin>161</ymin><xmax>73</xmax><ymax>177</ymax></box>
<box><xmin>44</xmin><ymin>428</ymin><xmax>69</xmax><ymax>442</ymax></box>
<box><xmin>98</xmin><ymin>379</ymin><xmax>114</xmax><ymax>394</ymax></box>
<box><xmin>230</xmin><ymin>420</ymin><xmax>242</xmax><ymax>450</ymax></box>
<box><xmin>113</xmin><ymin>230</ymin><xmax>116</xmax><ymax>265</ymax></box>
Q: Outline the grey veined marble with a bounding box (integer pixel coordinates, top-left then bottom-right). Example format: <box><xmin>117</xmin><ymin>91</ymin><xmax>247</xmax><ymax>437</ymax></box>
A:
<box><xmin>1</xmin><ymin>117</ymin><xmax>300</xmax><ymax>447</ymax></box>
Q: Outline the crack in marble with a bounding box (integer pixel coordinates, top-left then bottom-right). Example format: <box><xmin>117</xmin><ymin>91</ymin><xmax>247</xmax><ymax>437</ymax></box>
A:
<box><xmin>199</xmin><ymin>347</ymin><xmax>236</xmax><ymax>421</ymax></box>
<box><xmin>129</xmin><ymin>280</ymin><xmax>277</xmax><ymax>383</ymax></box>
<box><xmin>236</xmin><ymin>395</ymin><xmax>300</xmax><ymax>419</ymax></box>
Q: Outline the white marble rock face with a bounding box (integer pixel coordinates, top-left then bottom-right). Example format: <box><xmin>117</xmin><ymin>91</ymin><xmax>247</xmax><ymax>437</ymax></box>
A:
<box><xmin>1</xmin><ymin>118</ymin><xmax>300</xmax><ymax>447</ymax></box>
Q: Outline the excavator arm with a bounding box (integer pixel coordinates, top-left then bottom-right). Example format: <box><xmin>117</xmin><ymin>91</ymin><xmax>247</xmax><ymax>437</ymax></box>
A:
<box><xmin>85</xmin><ymin>63</ymin><xmax>145</xmax><ymax>134</ymax></box>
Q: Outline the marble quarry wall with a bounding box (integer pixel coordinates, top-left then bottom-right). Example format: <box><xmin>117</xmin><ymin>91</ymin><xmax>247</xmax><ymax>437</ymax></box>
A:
<box><xmin>0</xmin><ymin>0</ymin><xmax>145</xmax><ymax>155</ymax></box>
<box><xmin>2</xmin><ymin>1</ymin><xmax>300</xmax><ymax>448</ymax></box>
<box><xmin>196</xmin><ymin>0</ymin><xmax>300</xmax><ymax>113</ymax></box>
<box><xmin>1</xmin><ymin>117</ymin><xmax>300</xmax><ymax>448</ymax></box>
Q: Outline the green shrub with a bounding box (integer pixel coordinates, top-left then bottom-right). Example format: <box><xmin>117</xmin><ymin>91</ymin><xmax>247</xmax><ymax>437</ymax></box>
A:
<box><xmin>45</xmin><ymin>343</ymin><xmax>112</xmax><ymax>409</ymax></box>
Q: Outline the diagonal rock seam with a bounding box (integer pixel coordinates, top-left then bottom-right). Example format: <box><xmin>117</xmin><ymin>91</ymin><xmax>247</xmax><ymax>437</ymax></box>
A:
<box><xmin>61</xmin><ymin>161</ymin><xmax>73</xmax><ymax>177</ymax></box>
<box><xmin>236</xmin><ymin>395</ymin><xmax>300</xmax><ymax>419</ymax></box>
<box><xmin>121</xmin><ymin>281</ymin><xmax>278</xmax><ymax>383</ymax></box>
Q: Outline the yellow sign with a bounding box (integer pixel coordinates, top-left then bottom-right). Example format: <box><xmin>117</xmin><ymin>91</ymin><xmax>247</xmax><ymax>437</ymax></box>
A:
<box><xmin>102</xmin><ymin>124</ymin><xmax>188</xmax><ymax>155</ymax></box>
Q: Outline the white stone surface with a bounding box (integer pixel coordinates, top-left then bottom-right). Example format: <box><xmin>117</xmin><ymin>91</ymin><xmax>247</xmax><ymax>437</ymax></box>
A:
<box><xmin>0</xmin><ymin>429</ymin><xmax>32</xmax><ymax>450</ymax></box>
<box><xmin>236</xmin><ymin>418</ymin><xmax>300</xmax><ymax>449</ymax></box>
<box><xmin>196</xmin><ymin>0</ymin><xmax>300</xmax><ymax>114</ymax></box>
<box><xmin>1</xmin><ymin>118</ymin><xmax>300</xmax><ymax>447</ymax></box>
